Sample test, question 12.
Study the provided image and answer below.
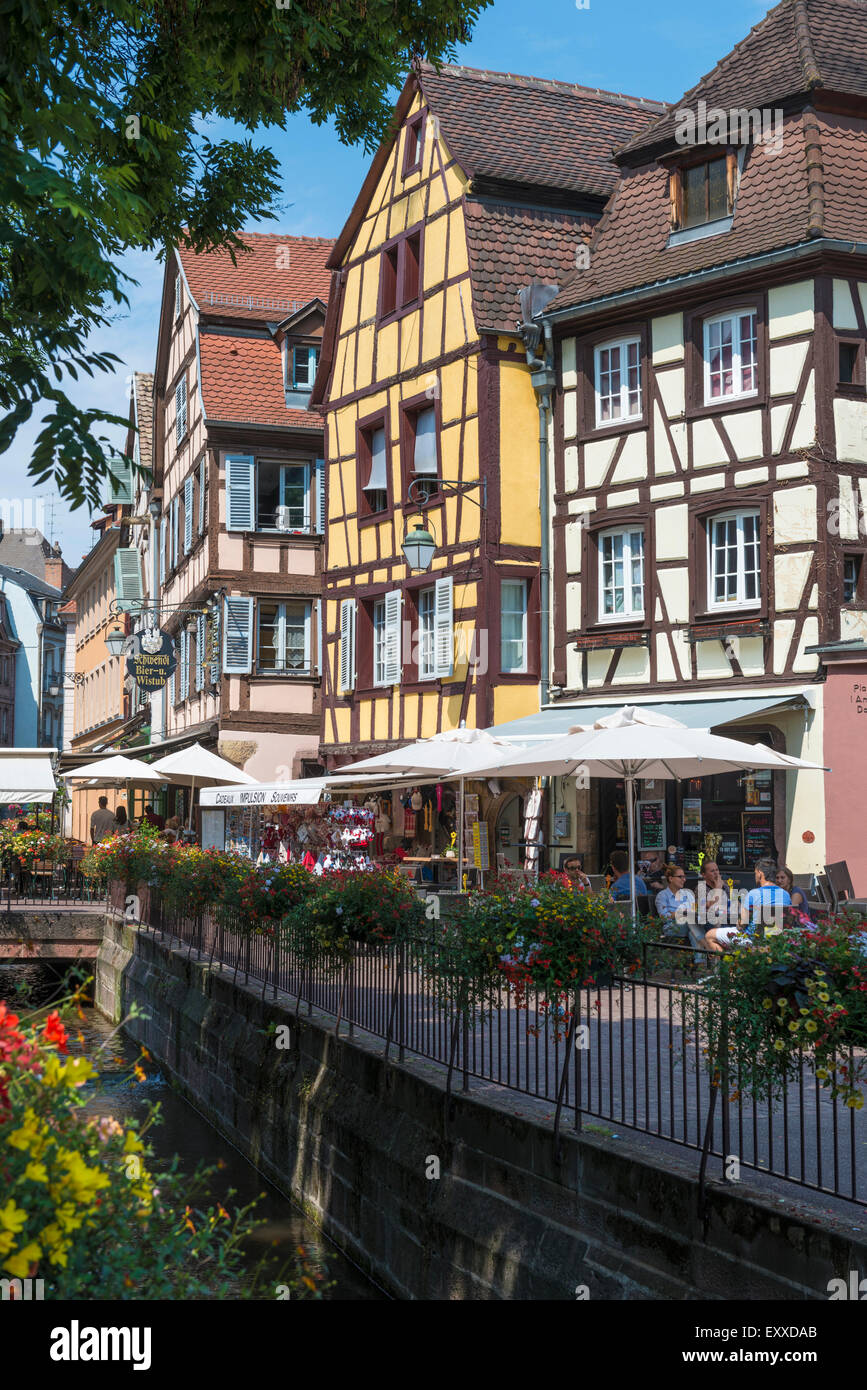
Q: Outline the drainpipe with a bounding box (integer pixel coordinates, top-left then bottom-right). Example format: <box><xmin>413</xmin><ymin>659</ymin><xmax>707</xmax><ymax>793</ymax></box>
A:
<box><xmin>518</xmin><ymin>283</ymin><xmax>559</xmax><ymax>709</ymax></box>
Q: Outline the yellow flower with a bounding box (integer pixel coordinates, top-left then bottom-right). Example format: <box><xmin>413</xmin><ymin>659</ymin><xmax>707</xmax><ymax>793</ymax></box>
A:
<box><xmin>814</xmin><ymin>968</ymin><xmax>826</xmax><ymax>978</ymax></box>
<box><xmin>0</xmin><ymin>1199</ymin><xmax>28</xmax><ymax>1234</ymax></box>
<box><xmin>762</xmin><ymin>997</ymin><xmax>773</xmax><ymax>1010</ymax></box>
<box><xmin>0</xmin><ymin>1231</ymin><xmax>17</xmax><ymax>1256</ymax></box>
<box><xmin>805</xmin><ymin>1020</ymin><xmax>818</xmax><ymax>1034</ymax></box>
<box><xmin>788</xmin><ymin>1020</ymin><xmax>800</xmax><ymax>1032</ymax></box>
<box><xmin>56</xmin><ymin>1150</ymin><xmax>110</xmax><ymax>1205</ymax></box>
<box><xmin>3</xmin><ymin>1242</ymin><xmax>42</xmax><ymax>1277</ymax></box>
<box><xmin>6</xmin><ymin>1108</ymin><xmax>47</xmax><ymax>1156</ymax></box>
<box><xmin>799</xmin><ymin>1008</ymin><xmax>809</xmax><ymax>1017</ymax></box>
<box><xmin>816</xmin><ymin>1068</ymin><xmax>829</xmax><ymax>1080</ymax></box>
<box><xmin>846</xmin><ymin>1094</ymin><xmax>864</xmax><ymax>1110</ymax></box>
<box><xmin>778</xmin><ymin>998</ymin><xmax>788</xmax><ymax>1009</ymax></box>
<box><xmin>774</xmin><ymin>1039</ymin><xmax>786</xmax><ymax>1051</ymax></box>
<box><xmin>23</xmin><ymin>1161</ymin><xmax>48</xmax><ymax>1183</ymax></box>
<box><xmin>819</xmin><ymin>992</ymin><xmax>830</xmax><ymax>1003</ymax></box>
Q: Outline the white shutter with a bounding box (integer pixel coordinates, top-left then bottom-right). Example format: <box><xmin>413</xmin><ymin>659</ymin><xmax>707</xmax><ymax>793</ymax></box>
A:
<box><xmin>302</xmin><ymin>463</ymin><xmax>312</xmax><ymax>532</ymax></box>
<box><xmin>222</xmin><ymin>596</ymin><xmax>254</xmax><ymax>675</ymax></box>
<box><xmin>159</xmin><ymin>519</ymin><xmax>166</xmax><ymax>585</ymax></box>
<box><xmin>196</xmin><ymin>614</ymin><xmax>205</xmax><ymax>691</ymax></box>
<box><xmin>315</xmin><ymin>457</ymin><xmax>326</xmax><ymax>533</ymax></box>
<box><xmin>339</xmin><ymin>599</ymin><xmax>356</xmax><ymax>693</ymax></box>
<box><xmin>225</xmin><ymin>455</ymin><xmax>255</xmax><ymax>531</ymax></box>
<box><xmin>175</xmin><ymin>377</ymin><xmax>187</xmax><ymax>445</ymax></box>
<box><xmin>183</xmin><ymin>475</ymin><xmax>193</xmax><ymax>554</ymax></box>
<box><xmin>383</xmin><ymin>589</ymin><xmax>402</xmax><ymax>685</ymax></box>
<box><xmin>314</xmin><ymin>598</ymin><xmax>322</xmax><ymax>676</ymax></box>
<box><xmin>198</xmin><ymin>457</ymin><xmax>206</xmax><ymax>535</ymax></box>
<box><xmin>171</xmin><ymin>496</ymin><xmax>179</xmax><ymax>570</ymax></box>
<box><xmin>434</xmin><ymin>575</ymin><xmax>453</xmax><ymax>677</ymax></box>
<box><xmin>113</xmin><ymin>548</ymin><xmax>143</xmax><ymax>611</ymax></box>
<box><xmin>174</xmin><ymin>274</ymin><xmax>182</xmax><ymax>320</ymax></box>
<box><xmin>179</xmin><ymin>629</ymin><xmax>189</xmax><ymax>701</ymax></box>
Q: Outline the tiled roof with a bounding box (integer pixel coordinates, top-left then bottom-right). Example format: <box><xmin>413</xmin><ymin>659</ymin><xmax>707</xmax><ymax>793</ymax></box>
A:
<box><xmin>464</xmin><ymin>200</ymin><xmax>593</xmax><ymax>333</ymax></box>
<box><xmin>178</xmin><ymin>233</ymin><xmax>335</xmax><ymax>323</ymax></box>
<box><xmin>548</xmin><ymin>112</ymin><xmax>815</xmax><ymax>313</ymax></box>
<box><xmin>418</xmin><ymin>64</ymin><xmax>664</xmax><ymax>198</ymax></box>
<box><xmin>0</xmin><ymin>562</ymin><xmax>62</xmax><ymax>599</ymax></box>
<box><xmin>820</xmin><ymin>109</ymin><xmax>867</xmax><ymax>236</ymax></box>
<box><xmin>132</xmin><ymin>372</ymin><xmax>154</xmax><ymax>474</ymax></box>
<box><xmin>198</xmin><ymin>332</ymin><xmax>322</xmax><ymax>431</ymax></box>
<box><xmin>617</xmin><ymin>0</ymin><xmax>867</xmax><ymax>159</ymax></box>
<box><xmin>0</xmin><ymin>533</ymin><xmax>73</xmax><ymax>588</ymax></box>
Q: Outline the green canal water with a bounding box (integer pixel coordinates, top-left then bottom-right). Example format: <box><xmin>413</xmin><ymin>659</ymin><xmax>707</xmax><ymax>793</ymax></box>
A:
<box><xmin>0</xmin><ymin>962</ymin><xmax>383</xmax><ymax>1301</ymax></box>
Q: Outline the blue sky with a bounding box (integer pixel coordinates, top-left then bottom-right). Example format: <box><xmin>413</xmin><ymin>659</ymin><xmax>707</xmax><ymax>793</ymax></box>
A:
<box><xmin>9</xmin><ymin>0</ymin><xmax>772</xmax><ymax>571</ymax></box>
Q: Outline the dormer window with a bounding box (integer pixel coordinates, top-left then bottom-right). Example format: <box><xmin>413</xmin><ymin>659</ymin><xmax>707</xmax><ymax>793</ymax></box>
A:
<box><xmin>668</xmin><ymin>153</ymin><xmax>737</xmax><ymax>242</ymax></box>
<box><xmin>291</xmin><ymin>345</ymin><xmax>320</xmax><ymax>391</ymax></box>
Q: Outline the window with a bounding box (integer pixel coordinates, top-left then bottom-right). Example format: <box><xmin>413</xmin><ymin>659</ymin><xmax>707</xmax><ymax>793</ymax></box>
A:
<box><xmin>501</xmin><ymin>580</ymin><xmax>528</xmax><ymax>672</ymax></box>
<box><xmin>594</xmin><ymin>338</ymin><xmax>641</xmax><ymax>426</ymax></box>
<box><xmin>418</xmin><ymin>586</ymin><xmax>436</xmax><ymax>679</ymax></box>
<box><xmin>175</xmin><ymin>375</ymin><xmax>187</xmax><ymax>445</ymax></box>
<box><xmin>405</xmin><ymin>405</ymin><xmax>439</xmax><ymax>502</ymax></box>
<box><xmin>373</xmin><ymin>599</ymin><xmax>388</xmax><ymax>686</ymax></box>
<box><xmin>682</xmin><ymin>157</ymin><xmax>729</xmax><ymax>228</ymax></box>
<box><xmin>844</xmin><ymin>554</ymin><xmax>863</xmax><ymax>603</ymax></box>
<box><xmin>255</xmin><ymin>461</ymin><xmax>311</xmax><ymax>532</ymax></box>
<box><xmin>292</xmin><ymin>345</ymin><xmax>320</xmax><ymax>390</ymax></box>
<box><xmin>360</xmin><ymin>424</ymin><xmax>388</xmax><ymax>516</ymax></box>
<box><xmin>598</xmin><ymin>528</ymin><xmax>644</xmax><ymax>620</ymax></box>
<box><xmin>839</xmin><ymin>341</ymin><xmax>862</xmax><ymax>386</ymax></box>
<box><xmin>708</xmin><ymin>511</ymin><xmax>760</xmax><ymax>610</ymax></box>
<box><xmin>703</xmin><ymin>310</ymin><xmax>757</xmax><ymax>403</ymax></box>
<box><xmin>257</xmin><ymin>600</ymin><xmax>312</xmax><ymax>673</ymax></box>
<box><xmin>403</xmin><ymin>112</ymin><xmax>424</xmax><ymax>176</ymax></box>
<box><xmin>174</xmin><ymin>275</ymin><xmax>182</xmax><ymax>320</ymax></box>
<box><xmin>378</xmin><ymin>227</ymin><xmax>423</xmax><ymax>321</ymax></box>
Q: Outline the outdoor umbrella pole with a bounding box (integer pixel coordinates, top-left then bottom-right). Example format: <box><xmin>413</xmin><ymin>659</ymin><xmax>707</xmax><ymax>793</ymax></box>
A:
<box><xmin>458</xmin><ymin>776</ymin><xmax>465</xmax><ymax>891</ymax></box>
<box><xmin>626</xmin><ymin>772</ymin><xmax>637</xmax><ymax>921</ymax></box>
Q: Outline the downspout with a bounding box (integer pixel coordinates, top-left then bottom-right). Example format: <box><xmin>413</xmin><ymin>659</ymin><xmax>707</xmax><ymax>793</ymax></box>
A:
<box><xmin>149</xmin><ymin>502</ymin><xmax>164</xmax><ymax>744</ymax></box>
<box><xmin>537</xmin><ymin>383</ymin><xmax>551</xmax><ymax>705</ymax></box>
<box><xmin>518</xmin><ymin>282</ymin><xmax>559</xmax><ymax>709</ymax></box>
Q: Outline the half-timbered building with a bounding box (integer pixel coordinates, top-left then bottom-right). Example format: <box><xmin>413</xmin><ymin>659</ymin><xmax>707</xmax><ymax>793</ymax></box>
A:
<box><xmin>504</xmin><ymin>0</ymin><xmax>867</xmax><ymax>881</ymax></box>
<box><xmin>313</xmin><ymin>65</ymin><xmax>662</xmax><ymax>784</ymax></box>
<box><xmin>131</xmin><ymin>232</ymin><xmax>334</xmax><ymax>787</ymax></box>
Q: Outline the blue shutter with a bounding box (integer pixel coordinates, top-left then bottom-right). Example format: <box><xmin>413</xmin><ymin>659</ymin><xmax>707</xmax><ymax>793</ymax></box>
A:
<box><xmin>222</xmin><ymin>596</ymin><xmax>254</xmax><ymax>675</ymax></box>
<box><xmin>106</xmin><ymin>455</ymin><xmax>133</xmax><ymax>505</ymax></box>
<box><xmin>225</xmin><ymin>455</ymin><xmax>255</xmax><ymax>531</ymax></box>
<box><xmin>171</xmin><ymin>496</ymin><xmax>179</xmax><ymax>569</ymax></box>
<box><xmin>196</xmin><ymin>614</ymin><xmax>205</xmax><ymax>691</ymax></box>
<box><xmin>198</xmin><ymin>457</ymin><xmax>206</xmax><ymax>535</ymax></box>
<box><xmin>179</xmin><ymin>629</ymin><xmax>189</xmax><ymax>700</ymax></box>
<box><xmin>339</xmin><ymin>599</ymin><xmax>355</xmax><ymax>693</ymax></box>
<box><xmin>209</xmin><ymin>605</ymin><xmax>220</xmax><ymax>686</ymax></box>
<box><xmin>175</xmin><ymin>377</ymin><xmax>187</xmax><ymax>445</ymax></box>
<box><xmin>183</xmin><ymin>475</ymin><xmax>193</xmax><ymax>554</ymax></box>
<box><xmin>315</xmin><ymin>456</ymin><xmax>326</xmax><ymax>533</ymax></box>
<box><xmin>159</xmin><ymin>519</ymin><xmax>166</xmax><ymax>586</ymax></box>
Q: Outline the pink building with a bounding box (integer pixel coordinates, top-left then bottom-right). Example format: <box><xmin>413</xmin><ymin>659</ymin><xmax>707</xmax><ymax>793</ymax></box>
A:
<box><xmin>131</xmin><ymin>232</ymin><xmax>335</xmax><ymax>788</ymax></box>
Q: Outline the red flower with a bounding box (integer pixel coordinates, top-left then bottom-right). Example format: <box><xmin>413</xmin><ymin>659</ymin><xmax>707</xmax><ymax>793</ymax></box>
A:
<box><xmin>42</xmin><ymin>1011</ymin><xmax>68</xmax><ymax>1053</ymax></box>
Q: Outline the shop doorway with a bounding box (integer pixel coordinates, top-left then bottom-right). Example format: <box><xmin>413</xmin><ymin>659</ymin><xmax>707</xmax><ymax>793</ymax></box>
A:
<box><xmin>495</xmin><ymin>794</ymin><xmax>523</xmax><ymax>867</ymax></box>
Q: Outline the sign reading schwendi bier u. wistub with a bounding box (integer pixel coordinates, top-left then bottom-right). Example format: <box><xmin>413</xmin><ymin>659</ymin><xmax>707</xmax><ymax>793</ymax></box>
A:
<box><xmin>126</xmin><ymin>628</ymin><xmax>177</xmax><ymax>693</ymax></box>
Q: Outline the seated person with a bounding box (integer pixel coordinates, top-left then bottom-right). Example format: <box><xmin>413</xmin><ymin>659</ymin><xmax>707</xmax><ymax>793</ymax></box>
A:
<box><xmin>641</xmin><ymin>851</ymin><xmax>667</xmax><ymax>895</ymax></box>
<box><xmin>608</xmin><ymin>850</ymin><xmax>649</xmax><ymax>912</ymax></box>
<box><xmin>705</xmin><ymin>857</ymin><xmax>790</xmax><ymax>953</ymax></box>
<box><xmin>776</xmin><ymin>865</ymin><xmax>813</xmax><ymax>926</ymax></box>
<box><xmin>654</xmin><ymin>863</ymin><xmax>696</xmax><ymax>936</ymax></box>
<box><xmin>699</xmin><ymin>860</ymin><xmax>729</xmax><ymax>927</ymax></box>
<box><xmin>561</xmin><ymin>853</ymin><xmax>591</xmax><ymax>891</ymax></box>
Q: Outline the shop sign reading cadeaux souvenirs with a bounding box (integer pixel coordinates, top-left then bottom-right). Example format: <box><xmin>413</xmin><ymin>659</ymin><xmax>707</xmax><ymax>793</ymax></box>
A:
<box><xmin>126</xmin><ymin>627</ymin><xmax>177</xmax><ymax>693</ymax></box>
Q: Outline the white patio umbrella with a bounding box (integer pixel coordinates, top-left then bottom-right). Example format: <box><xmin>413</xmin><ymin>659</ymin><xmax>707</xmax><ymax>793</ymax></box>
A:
<box><xmin>466</xmin><ymin>705</ymin><xmax>827</xmax><ymax>916</ymax></box>
<box><xmin>149</xmin><ymin>742</ymin><xmax>258</xmax><ymax>829</ymax></box>
<box><xmin>332</xmin><ymin>728</ymin><xmax>525</xmax><ymax>885</ymax></box>
<box><xmin>62</xmin><ymin>755</ymin><xmax>166</xmax><ymax>788</ymax></box>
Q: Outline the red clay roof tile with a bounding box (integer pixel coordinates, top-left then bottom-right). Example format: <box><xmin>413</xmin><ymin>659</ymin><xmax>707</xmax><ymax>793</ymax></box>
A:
<box><xmin>199</xmin><ymin>333</ymin><xmax>321</xmax><ymax>431</ymax></box>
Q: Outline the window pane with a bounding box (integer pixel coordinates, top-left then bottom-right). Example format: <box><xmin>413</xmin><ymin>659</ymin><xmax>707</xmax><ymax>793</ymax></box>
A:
<box><xmin>600</xmin><ymin>530</ymin><xmax>645</xmax><ymax>618</ymax></box>
<box><xmin>258</xmin><ymin>601</ymin><xmax>279</xmax><ymax>670</ymax></box>
<box><xmin>283</xmin><ymin>603</ymin><xmax>307</xmax><ymax>669</ymax></box>
<box><xmin>257</xmin><ymin>461</ymin><xmax>280</xmax><ymax>528</ymax></box>
<box><xmin>419</xmin><ymin>588</ymin><xmax>435</xmax><ymax>677</ymax></box>
<box><xmin>739</xmin><ymin>313</ymin><xmax>757</xmax><ymax>393</ymax></box>
<box><xmin>413</xmin><ymin>408</ymin><xmax>438</xmax><ymax>474</ymax></box>
<box><xmin>683</xmin><ymin>163</ymin><xmax>706</xmax><ymax>227</ymax></box>
<box><xmin>707</xmin><ymin>158</ymin><xmax>728</xmax><ymax>221</ymax></box>
<box><xmin>280</xmin><ymin>465</ymin><xmax>307</xmax><ymax>529</ymax></box>
<box><xmin>597</xmin><ymin>345</ymin><xmax>622</xmax><ymax>421</ymax></box>
<box><xmin>373</xmin><ymin>600</ymin><xmax>386</xmax><ymax>684</ymax></box>
<box><xmin>501</xmin><ymin>580</ymin><xmax>526</xmax><ymax>671</ymax></box>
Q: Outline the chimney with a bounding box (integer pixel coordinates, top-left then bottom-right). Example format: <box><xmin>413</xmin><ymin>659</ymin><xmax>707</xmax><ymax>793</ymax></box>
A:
<box><xmin>44</xmin><ymin>545</ymin><xmax>64</xmax><ymax>589</ymax></box>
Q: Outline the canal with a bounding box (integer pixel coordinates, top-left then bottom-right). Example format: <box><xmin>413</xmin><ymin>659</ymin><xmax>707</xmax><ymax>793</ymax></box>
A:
<box><xmin>0</xmin><ymin>962</ymin><xmax>383</xmax><ymax>1301</ymax></box>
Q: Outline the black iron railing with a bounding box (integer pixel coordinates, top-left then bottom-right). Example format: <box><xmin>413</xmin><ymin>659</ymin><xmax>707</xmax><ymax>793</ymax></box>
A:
<box><xmin>120</xmin><ymin>887</ymin><xmax>866</xmax><ymax>1210</ymax></box>
<box><xmin>2</xmin><ymin>851</ymin><xmax>99</xmax><ymax>912</ymax></box>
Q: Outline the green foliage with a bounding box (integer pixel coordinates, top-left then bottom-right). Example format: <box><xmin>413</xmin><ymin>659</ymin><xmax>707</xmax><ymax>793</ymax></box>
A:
<box><xmin>0</xmin><ymin>0</ymin><xmax>492</xmax><ymax>504</ymax></box>
<box><xmin>285</xmin><ymin>868</ymin><xmax>425</xmax><ymax>963</ymax></box>
<box><xmin>681</xmin><ymin>921</ymin><xmax>867</xmax><ymax>1107</ymax></box>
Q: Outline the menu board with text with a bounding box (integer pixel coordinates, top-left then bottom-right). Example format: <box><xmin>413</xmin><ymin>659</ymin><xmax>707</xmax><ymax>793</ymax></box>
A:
<box><xmin>717</xmin><ymin>832</ymin><xmax>742</xmax><ymax>867</ymax></box>
<box><xmin>742</xmin><ymin>811</ymin><xmax>774</xmax><ymax>863</ymax></box>
<box><xmin>637</xmin><ymin>799</ymin><xmax>666</xmax><ymax>850</ymax></box>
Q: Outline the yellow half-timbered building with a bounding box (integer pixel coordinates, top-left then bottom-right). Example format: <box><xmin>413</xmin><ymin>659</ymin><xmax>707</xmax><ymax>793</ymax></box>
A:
<box><xmin>314</xmin><ymin>64</ymin><xmax>662</xmax><ymax>768</ymax></box>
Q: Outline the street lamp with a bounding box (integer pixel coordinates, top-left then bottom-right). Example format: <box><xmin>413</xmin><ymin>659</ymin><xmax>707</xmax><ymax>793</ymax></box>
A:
<box><xmin>105</xmin><ymin>624</ymin><xmax>126</xmax><ymax>658</ymax></box>
<box><xmin>401</xmin><ymin>523</ymin><xmax>437</xmax><ymax>572</ymax></box>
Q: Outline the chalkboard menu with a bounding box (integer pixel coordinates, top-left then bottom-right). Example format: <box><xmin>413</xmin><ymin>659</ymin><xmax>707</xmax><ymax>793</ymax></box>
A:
<box><xmin>742</xmin><ymin>811</ymin><xmax>774</xmax><ymax>864</ymax></box>
<box><xmin>717</xmin><ymin>832</ymin><xmax>742</xmax><ymax>867</ymax></box>
<box><xmin>637</xmin><ymin>799</ymin><xmax>666</xmax><ymax>850</ymax></box>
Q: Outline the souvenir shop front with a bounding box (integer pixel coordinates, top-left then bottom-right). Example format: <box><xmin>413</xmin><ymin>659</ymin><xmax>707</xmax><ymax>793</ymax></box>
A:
<box><xmin>197</xmin><ymin>776</ymin><xmax>481</xmax><ymax>885</ymax></box>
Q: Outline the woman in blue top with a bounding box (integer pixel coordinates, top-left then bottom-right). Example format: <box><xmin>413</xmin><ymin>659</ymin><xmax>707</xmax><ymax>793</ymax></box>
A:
<box><xmin>776</xmin><ymin>865</ymin><xmax>813</xmax><ymax>925</ymax></box>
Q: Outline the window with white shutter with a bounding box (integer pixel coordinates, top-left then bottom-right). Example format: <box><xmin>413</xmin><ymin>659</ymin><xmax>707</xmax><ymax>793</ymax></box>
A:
<box><xmin>198</xmin><ymin>458</ymin><xmax>206</xmax><ymax>535</ymax></box>
<box><xmin>383</xmin><ymin>589</ymin><xmax>402</xmax><ymax>685</ymax></box>
<box><xmin>159</xmin><ymin>519</ymin><xmax>166</xmax><ymax>586</ymax></box>
<box><xmin>195</xmin><ymin>614</ymin><xmax>205</xmax><ymax>691</ymax></box>
<box><xmin>314</xmin><ymin>598</ymin><xmax>322</xmax><ymax>677</ymax></box>
<box><xmin>433</xmin><ymin>575</ymin><xmax>453</xmax><ymax>678</ymax></box>
<box><xmin>170</xmin><ymin>496</ymin><xmax>179</xmax><ymax>571</ymax></box>
<box><xmin>174</xmin><ymin>274</ymin><xmax>182</xmax><ymax>320</ymax></box>
<box><xmin>339</xmin><ymin>599</ymin><xmax>356</xmax><ymax>693</ymax></box>
<box><xmin>113</xmin><ymin>549</ymin><xmax>143</xmax><ymax>612</ymax></box>
<box><xmin>183</xmin><ymin>476</ymin><xmax>193</xmax><ymax>554</ymax></box>
<box><xmin>209</xmin><ymin>605</ymin><xmax>220</xmax><ymax>686</ymax></box>
<box><xmin>222</xmin><ymin>596</ymin><xmax>254</xmax><ymax>675</ymax></box>
<box><xmin>175</xmin><ymin>376</ymin><xmax>187</xmax><ymax>446</ymax></box>
<box><xmin>225</xmin><ymin>455</ymin><xmax>255</xmax><ymax>531</ymax></box>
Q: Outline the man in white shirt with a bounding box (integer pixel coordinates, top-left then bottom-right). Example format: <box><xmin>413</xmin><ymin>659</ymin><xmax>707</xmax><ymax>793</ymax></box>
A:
<box><xmin>90</xmin><ymin>797</ymin><xmax>117</xmax><ymax>844</ymax></box>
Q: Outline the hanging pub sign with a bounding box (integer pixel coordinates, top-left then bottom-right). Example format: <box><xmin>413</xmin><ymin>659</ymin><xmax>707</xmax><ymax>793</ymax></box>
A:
<box><xmin>126</xmin><ymin>627</ymin><xmax>177</xmax><ymax>693</ymax></box>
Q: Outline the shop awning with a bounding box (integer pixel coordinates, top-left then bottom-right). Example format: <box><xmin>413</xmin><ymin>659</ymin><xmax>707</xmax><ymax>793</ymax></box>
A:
<box><xmin>484</xmin><ymin>689</ymin><xmax>816</xmax><ymax>741</ymax></box>
<box><xmin>0</xmin><ymin>749</ymin><xmax>58</xmax><ymax>805</ymax></box>
<box><xmin>199</xmin><ymin>770</ymin><xmax>429</xmax><ymax>809</ymax></box>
